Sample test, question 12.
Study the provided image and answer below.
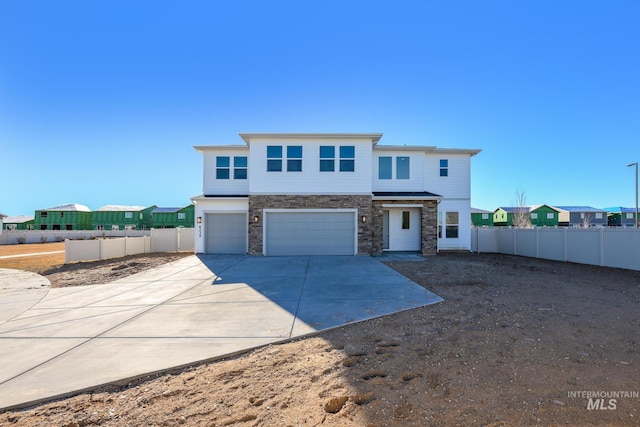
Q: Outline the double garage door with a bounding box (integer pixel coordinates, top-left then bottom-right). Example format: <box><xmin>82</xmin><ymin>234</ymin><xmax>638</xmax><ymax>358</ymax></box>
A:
<box><xmin>205</xmin><ymin>211</ymin><xmax>356</xmax><ymax>255</ymax></box>
<box><xmin>265</xmin><ymin>211</ymin><xmax>356</xmax><ymax>256</ymax></box>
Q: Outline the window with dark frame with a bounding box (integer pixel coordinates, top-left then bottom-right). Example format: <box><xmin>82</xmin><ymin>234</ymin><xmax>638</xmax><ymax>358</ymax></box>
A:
<box><xmin>397</xmin><ymin>156</ymin><xmax>410</xmax><ymax>179</ymax></box>
<box><xmin>234</xmin><ymin>156</ymin><xmax>248</xmax><ymax>179</ymax></box>
<box><xmin>339</xmin><ymin>145</ymin><xmax>355</xmax><ymax>172</ymax></box>
<box><xmin>402</xmin><ymin>211</ymin><xmax>410</xmax><ymax>229</ymax></box>
<box><xmin>319</xmin><ymin>146</ymin><xmax>335</xmax><ymax>172</ymax></box>
<box><xmin>267</xmin><ymin>146</ymin><xmax>283</xmax><ymax>172</ymax></box>
<box><xmin>216</xmin><ymin>156</ymin><xmax>230</xmax><ymax>179</ymax></box>
<box><xmin>287</xmin><ymin>146</ymin><xmax>302</xmax><ymax>172</ymax></box>
<box><xmin>378</xmin><ymin>156</ymin><xmax>392</xmax><ymax>179</ymax></box>
<box><xmin>440</xmin><ymin>159</ymin><xmax>449</xmax><ymax>177</ymax></box>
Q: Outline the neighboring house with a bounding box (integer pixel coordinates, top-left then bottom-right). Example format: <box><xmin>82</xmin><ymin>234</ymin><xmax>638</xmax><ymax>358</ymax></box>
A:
<box><xmin>604</xmin><ymin>207</ymin><xmax>638</xmax><ymax>227</ymax></box>
<box><xmin>493</xmin><ymin>207</ymin><xmax>520</xmax><ymax>226</ymax></box>
<box><xmin>151</xmin><ymin>205</ymin><xmax>195</xmax><ymax>228</ymax></box>
<box><xmin>91</xmin><ymin>205</ymin><xmax>156</xmax><ymax>230</ymax></box>
<box><xmin>0</xmin><ymin>213</ymin><xmax>5</xmax><ymax>232</ymax></box>
<box><xmin>528</xmin><ymin>204</ymin><xmax>561</xmax><ymax>227</ymax></box>
<box><xmin>191</xmin><ymin>133</ymin><xmax>480</xmax><ymax>255</ymax></box>
<box><xmin>553</xmin><ymin>206</ymin><xmax>608</xmax><ymax>227</ymax></box>
<box><xmin>493</xmin><ymin>205</ymin><xmax>560</xmax><ymax>227</ymax></box>
<box><xmin>2</xmin><ymin>215</ymin><xmax>35</xmax><ymax>231</ymax></box>
<box><xmin>34</xmin><ymin>204</ymin><xmax>92</xmax><ymax>230</ymax></box>
<box><xmin>471</xmin><ymin>208</ymin><xmax>493</xmax><ymax>227</ymax></box>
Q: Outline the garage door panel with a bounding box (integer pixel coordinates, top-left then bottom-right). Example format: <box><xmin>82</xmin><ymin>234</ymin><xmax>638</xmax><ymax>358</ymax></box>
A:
<box><xmin>266</xmin><ymin>212</ymin><xmax>355</xmax><ymax>256</ymax></box>
<box><xmin>205</xmin><ymin>213</ymin><xmax>247</xmax><ymax>254</ymax></box>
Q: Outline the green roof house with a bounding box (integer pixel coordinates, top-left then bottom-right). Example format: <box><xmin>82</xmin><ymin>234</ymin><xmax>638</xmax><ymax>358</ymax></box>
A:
<box><xmin>151</xmin><ymin>205</ymin><xmax>195</xmax><ymax>228</ymax></box>
<box><xmin>471</xmin><ymin>208</ymin><xmax>493</xmax><ymax>227</ymax></box>
<box><xmin>92</xmin><ymin>205</ymin><xmax>156</xmax><ymax>230</ymax></box>
<box><xmin>34</xmin><ymin>204</ymin><xmax>92</xmax><ymax>230</ymax></box>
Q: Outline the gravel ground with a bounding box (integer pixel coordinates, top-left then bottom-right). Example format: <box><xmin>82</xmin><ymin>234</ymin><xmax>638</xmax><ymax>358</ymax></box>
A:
<box><xmin>1</xmin><ymin>252</ymin><xmax>639</xmax><ymax>426</ymax></box>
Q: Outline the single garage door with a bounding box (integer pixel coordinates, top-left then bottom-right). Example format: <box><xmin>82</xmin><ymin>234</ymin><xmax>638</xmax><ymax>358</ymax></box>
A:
<box><xmin>205</xmin><ymin>213</ymin><xmax>247</xmax><ymax>254</ymax></box>
<box><xmin>265</xmin><ymin>211</ymin><xmax>356</xmax><ymax>256</ymax></box>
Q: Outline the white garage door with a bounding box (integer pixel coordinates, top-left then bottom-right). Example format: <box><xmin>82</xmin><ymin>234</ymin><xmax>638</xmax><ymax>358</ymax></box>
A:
<box><xmin>265</xmin><ymin>211</ymin><xmax>356</xmax><ymax>256</ymax></box>
<box><xmin>205</xmin><ymin>213</ymin><xmax>247</xmax><ymax>254</ymax></box>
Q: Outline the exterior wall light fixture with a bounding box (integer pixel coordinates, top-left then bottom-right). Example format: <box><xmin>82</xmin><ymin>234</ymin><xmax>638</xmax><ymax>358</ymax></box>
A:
<box><xmin>196</xmin><ymin>216</ymin><xmax>202</xmax><ymax>224</ymax></box>
<box><xmin>361</xmin><ymin>215</ymin><xmax>367</xmax><ymax>223</ymax></box>
<box><xmin>253</xmin><ymin>215</ymin><xmax>260</xmax><ymax>223</ymax></box>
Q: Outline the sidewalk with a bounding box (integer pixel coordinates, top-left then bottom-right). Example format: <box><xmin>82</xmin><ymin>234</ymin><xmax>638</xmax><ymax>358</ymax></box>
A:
<box><xmin>0</xmin><ymin>254</ymin><xmax>442</xmax><ymax>410</ymax></box>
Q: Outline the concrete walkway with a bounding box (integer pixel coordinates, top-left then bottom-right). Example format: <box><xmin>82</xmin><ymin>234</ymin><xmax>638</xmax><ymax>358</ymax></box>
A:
<box><xmin>0</xmin><ymin>255</ymin><xmax>442</xmax><ymax>410</ymax></box>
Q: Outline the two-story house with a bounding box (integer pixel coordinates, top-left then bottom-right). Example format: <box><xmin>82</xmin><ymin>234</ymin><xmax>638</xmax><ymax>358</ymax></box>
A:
<box><xmin>191</xmin><ymin>133</ymin><xmax>480</xmax><ymax>256</ymax></box>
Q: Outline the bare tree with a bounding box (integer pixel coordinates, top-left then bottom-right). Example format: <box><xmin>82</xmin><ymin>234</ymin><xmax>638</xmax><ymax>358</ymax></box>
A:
<box><xmin>581</xmin><ymin>213</ymin><xmax>593</xmax><ymax>228</ymax></box>
<box><xmin>511</xmin><ymin>188</ymin><xmax>532</xmax><ymax>229</ymax></box>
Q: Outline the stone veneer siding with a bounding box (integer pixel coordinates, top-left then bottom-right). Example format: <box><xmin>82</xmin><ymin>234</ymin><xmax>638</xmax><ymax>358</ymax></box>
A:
<box><xmin>248</xmin><ymin>195</ymin><xmax>373</xmax><ymax>255</ymax></box>
<box><xmin>371</xmin><ymin>199</ymin><xmax>438</xmax><ymax>256</ymax></box>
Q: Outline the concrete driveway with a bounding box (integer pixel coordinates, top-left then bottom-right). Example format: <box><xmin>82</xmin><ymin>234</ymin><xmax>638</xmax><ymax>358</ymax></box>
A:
<box><xmin>0</xmin><ymin>254</ymin><xmax>442</xmax><ymax>410</ymax></box>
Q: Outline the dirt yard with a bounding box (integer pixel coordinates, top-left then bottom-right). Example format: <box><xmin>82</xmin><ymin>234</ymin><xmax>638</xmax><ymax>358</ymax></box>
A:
<box><xmin>1</xmin><ymin>248</ymin><xmax>639</xmax><ymax>426</ymax></box>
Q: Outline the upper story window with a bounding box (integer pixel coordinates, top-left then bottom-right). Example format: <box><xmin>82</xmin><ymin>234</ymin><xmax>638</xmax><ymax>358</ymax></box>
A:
<box><xmin>595</xmin><ymin>212</ymin><xmax>603</xmax><ymax>219</ymax></box>
<box><xmin>547</xmin><ymin>213</ymin><xmax>554</xmax><ymax>220</ymax></box>
<box><xmin>339</xmin><ymin>146</ymin><xmax>355</xmax><ymax>172</ymax></box>
<box><xmin>378</xmin><ymin>156</ymin><xmax>392</xmax><ymax>179</ymax></box>
<box><xmin>287</xmin><ymin>146</ymin><xmax>302</xmax><ymax>172</ymax></box>
<box><xmin>531</xmin><ymin>213</ymin><xmax>538</xmax><ymax>219</ymax></box>
<box><xmin>319</xmin><ymin>146</ymin><xmax>335</xmax><ymax>172</ymax></box>
<box><xmin>217</xmin><ymin>155</ymin><xmax>248</xmax><ymax>179</ymax></box>
<box><xmin>178</xmin><ymin>213</ymin><xmax>186</xmax><ymax>220</ymax></box>
<box><xmin>267</xmin><ymin>146</ymin><xmax>283</xmax><ymax>172</ymax></box>
<box><xmin>482</xmin><ymin>213</ymin><xmax>489</xmax><ymax>219</ymax></box>
<box><xmin>125</xmin><ymin>212</ymin><xmax>133</xmax><ymax>219</ymax></box>
<box><xmin>40</xmin><ymin>211</ymin><xmax>47</xmax><ymax>217</ymax></box>
<box><xmin>234</xmin><ymin>156</ymin><xmax>248</xmax><ymax>179</ymax></box>
<box><xmin>396</xmin><ymin>156</ymin><xmax>410</xmax><ymax>179</ymax></box>
<box><xmin>440</xmin><ymin>159</ymin><xmax>449</xmax><ymax>177</ymax></box>
<box><xmin>216</xmin><ymin>156</ymin><xmax>230</xmax><ymax>179</ymax></box>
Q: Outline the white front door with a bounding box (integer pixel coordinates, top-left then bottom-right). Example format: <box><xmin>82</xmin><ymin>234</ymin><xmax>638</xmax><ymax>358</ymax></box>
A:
<box><xmin>385</xmin><ymin>207</ymin><xmax>421</xmax><ymax>251</ymax></box>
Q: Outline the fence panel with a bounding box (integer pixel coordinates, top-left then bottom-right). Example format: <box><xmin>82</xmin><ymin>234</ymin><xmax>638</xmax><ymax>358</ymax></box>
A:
<box><xmin>125</xmin><ymin>236</ymin><xmax>150</xmax><ymax>256</ymax></box>
<box><xmin>603</xmin><ymin>229</ymin><xmax>640</xmax><ymax>270</ymax></box>
<box><xmin>102</xmin><ymin>238</ymin><xmax>126</xmax><ymax>260</ymax></box>
<box><xmin>150</xmin><ymin>229</ymin><xmax>179</xmax><ymax>253</ymax></box>
<box><xmin>537</xmin><ymin>229</ymin><xmax>566</xmax><ymax>261</ymax></box>
<box><xmin>65</xmin><ymin>240</ymin><xmax>101</xmax><ymax>263</ymax></box>
<box><xmin>474</xmin><ymin>227</ymin><xmax>640</xmax><ymax>272</ymax></box>
<box><xmin>566</xmin><ymin>229</ymin><xmax>602</xmax><ymax>266</ymax></box>
<box><xmin>514</xmin><ymin>229</ymin><xmax>537</xmax><ymax>258</ymax></box>
<box><xmin>178</xmin><ymin>228</ymin><xmax>195</xmax><ymax>251</ymax></box>
<box><xmin>495</xmin><ymin>228</ymin><xmax>516</xmax><ymax>254</ymax></box>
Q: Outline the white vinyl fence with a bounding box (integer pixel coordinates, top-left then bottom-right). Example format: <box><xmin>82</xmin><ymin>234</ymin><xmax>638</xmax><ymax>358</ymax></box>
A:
<box><xmin>64</xmin><ymin>228</ymin><xmax>195</xmax><ymax>263</ymax></box>
<box><xmin>0</xmin><ymin>229</ymin><xmax>149</xmax><ymax>245</ymax></box>
<box><xmin>471</xmin><ymin>227</ymin><xmax>640</xmax><ymax>271</ymax></box>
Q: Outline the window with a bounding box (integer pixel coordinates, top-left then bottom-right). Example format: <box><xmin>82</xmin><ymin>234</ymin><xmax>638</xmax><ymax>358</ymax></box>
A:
<box><xmin>178</xmin><ymin>213</ymin><xmax>186</xmax><ymax>220</ymax></box>
<box><xmin>547</xmin><ymin>213</ymin><xmax>554</xmax><ymax>220</ymax></box>
<box><xmin>287</xmin><ymin>146</ymin><xmax>302</xmax><ymax>172</ymax></box>
<box><xmin>482</xmin><ymin>213</ymin><xmax>489</xmax><ymax>220</ymax></box>
<box><xmin>40</xmin><ymin>212</ymin><xmax>47</xmax><ymax>218</ymax></box>
<box><xmin>440</xmin><ymin>159</ymin><xmax>449</xmax><ymax>177</ymax></box>
<box><xmin>216</xmin><ymin>156</ymin><xmax>230</xmax><ymax>179</ymax></box>
<box><xmin>234</xmin><ymin>156</ymin><xmax>248</xmax><ymax>179</ymax></box>
<box><xmin>319</xmin><ymin>146</ymin><xmax>335</xmax><ymax>171</ymax></box>
<box><xmin>96</xmin><ymin>225</ymin><xmax>104</xmax><ymax>231</ymax></box>
<box><xmin>378</xmin><ymin>156</ymin><xmax>392</xmax><ymax>179</ymax></box>
<box><xmin>531</xmin><ymin>213</ymin><xmax>538</xmax><ymax>219</ymax></box>
<box><xmin>445</xmin><ymin>212</ymin><xmax>459</xmax><ymax>238</ymax></box>
<box><xmin>595</xmin><ymin>212</ymin><xmax>603</xmax><ymax>219</ymax></box>
<box><xmin>125</xmin><ymin>212</ymin><xmax>133</xmax><ymax>219</ymax></box>
<box><xmin>626</xmin><ymin>213</ymin><xmax>634</xmax><ymax>219</ymax></box>
<box><xmin>267</xmin><ymin>146</ymin><xmax>282</xmax><ymax>172</ymax></box>
<box><xmin>339</xmin><ymin>146</ymin><xmax>355</xmax><ymax>172</ymax></box>
<box><xmin>402</xmin><ymin>211</ymin><xmax>410</xmax><ymax>229</ymax></box>
<box><xmin>66</xmin><ymin>225</ymin><xmax>73</xmax><ymax>230</ymax></box>
<box><xmin>397</xmin><ymin>156</ymin><xmax>410</xmax><ymax>179</ymax></box>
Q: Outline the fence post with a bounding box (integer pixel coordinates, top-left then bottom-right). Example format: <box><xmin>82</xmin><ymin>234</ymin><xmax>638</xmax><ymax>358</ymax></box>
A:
<box><xmin>99</xmin><ymin>237</ymin><xmax>105</xmax><ymax>260</ymax></box>
<box><xmin>600</xmin><ymin>227</ymin><xmax>605</xmax><ymax>266</ymax></box>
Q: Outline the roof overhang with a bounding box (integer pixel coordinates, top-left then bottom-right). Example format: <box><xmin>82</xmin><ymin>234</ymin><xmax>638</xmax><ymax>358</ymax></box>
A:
<box><xmin>239</xmin><ymin>133</ymin><xmax>383</xmax><ymax>145</ymax></box>
<box><xmin>372</xmin><ymin>191</ymin><xmax>442</xmax><ymax>201</ymax></box>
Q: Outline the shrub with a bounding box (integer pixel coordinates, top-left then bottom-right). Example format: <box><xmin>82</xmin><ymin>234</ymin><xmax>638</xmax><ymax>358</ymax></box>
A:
<box><xmin>16</xmin><ymin>236</ymin><xmax>26</xmax><ymax>244</ymax></box>
<box><xmin>40</xmin><ymin>236</ymin><xmax>48</xmax><ymax>243</ymax></box>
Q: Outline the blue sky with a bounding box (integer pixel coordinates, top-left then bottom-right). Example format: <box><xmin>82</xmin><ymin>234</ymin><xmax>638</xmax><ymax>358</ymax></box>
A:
<box><xmin>1</xmin><ymin>1</ymin><xmax>639</xmax><ymax>216</ymax></box>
